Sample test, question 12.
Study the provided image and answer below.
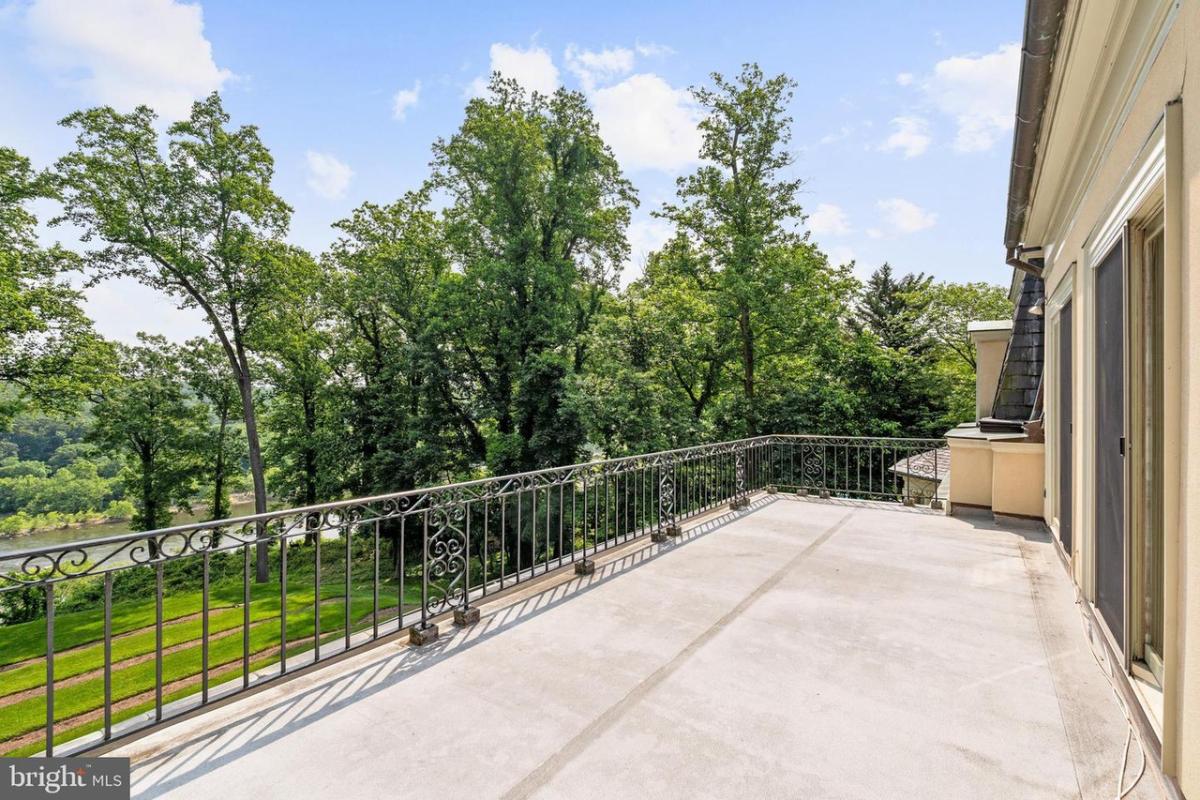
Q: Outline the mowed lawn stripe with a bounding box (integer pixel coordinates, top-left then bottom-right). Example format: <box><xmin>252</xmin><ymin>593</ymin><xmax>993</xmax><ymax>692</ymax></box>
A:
<box><xmin>0</xmin><ymin>581</ymin><xmax>432</xmax><ymax>744</ymax></box>
<box><xmin>0</xmin><ymin>585</ymin><xmax>356</xmax><ymax>697</ymax></box>
<box><xmin>2</xmin><ymin>624</ymin><xmax>382</xmax><ymax>757</ymax></box>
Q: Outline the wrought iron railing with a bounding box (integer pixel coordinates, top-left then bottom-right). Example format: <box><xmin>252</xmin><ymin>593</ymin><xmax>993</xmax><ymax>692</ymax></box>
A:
<box><xmin>0</xmin><ymin>434</ymin><xmax>943</xmax><ymax>756</ymax></box>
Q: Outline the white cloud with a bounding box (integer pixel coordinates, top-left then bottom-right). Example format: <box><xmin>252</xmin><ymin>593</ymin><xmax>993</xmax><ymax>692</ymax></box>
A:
<box><xmin>923</xmin><ymin>42</ymin><xmax>1019</xmax><ymax>152</ymax></box>
<box><xmin>591</xmin><ymin>73</ymin><xmax>702</xmax><ymax>173</ymax></box>
<box><xmin>392</xmin><ymin>80</ymin><xmax>420</xmax><ymax>121</ymax></box>
<box><xmin>895</xmin><ymin>72</ymin><xmax>914</xmax><ymax>86</ymax></box>
<box><xmin>634</xmin><ymin>41</ymin><xmax>674</xmax><ymax>58</ymax></box>
<box><xmin>622</xmin><ymin>216</ymin><xmax>673</xmax><ymax>285</ymax></box>
<box><xmin>879</xmin><ymin>116</ymin><xmax>931</xmax><ymax>158</ymax></box>
<box><xmin>866</xmin><ymin>228</ymin><xmax>884</xmax><ymax>240</ymax></box>
<box><xmin>878</xmin><ymin>197</ymin><xmax>937</xmax><ymax>234</ymax></box>
<box><xmin>819</xmin><ymin>125</ymin><xmax>853</xmax><ymax>145</ymax></box>
<box><xmin>24</xmin><ymin>0</ymin><xmax>231</xmax><ymax>120</ymax></box>
<box><xmin>564</xmin><ymin>45</ymin><xmax>634</xmax><ymax>91</ymax></box>
<box><xmin>84</xmin><ymin>279</ymin><xmax>208</xmax><ymax>344</ymax></box>
<box><xmin>305</xmin><ymin>151</ymin><xmax>353</xmax><ymax>199</ymax></box>
<box><xmin>827</xmin><ymin>245</ymin><xmax>857</xmax><ymax>267</ymax></box>
<box><xmin>470</xmin><ymin>42</ymin><xmax>560</xmax><ymax>97</ymax></box>
<box><xmin>807</xmin><ymin>203</ymin><xmax>852</xmax><ymax>237</ymax></box>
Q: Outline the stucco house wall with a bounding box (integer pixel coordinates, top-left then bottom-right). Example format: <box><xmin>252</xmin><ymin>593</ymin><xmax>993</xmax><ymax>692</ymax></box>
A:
<box><xmin>1025</xmin><ymin>0</ymin><xmax>1198</xmax><ymax>792</ymax></box>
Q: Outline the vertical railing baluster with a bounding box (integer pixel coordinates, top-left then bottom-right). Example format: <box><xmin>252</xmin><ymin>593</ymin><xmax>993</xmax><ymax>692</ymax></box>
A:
<box><xmin>157</xmin><ymin>560</ymin><xmax>165</xmax><ymax>716</ymax></box>
<box><xmin>482</xmin><ymin>498</ymin><xmax>490</xmax><ymax>596</ymax></box>
<box><xmin>241</xmin><ymin>545</ymin><xmax>248</xmax><ymax>689</ymax></box>
<box><xmin>603</xmin><ymin>469</ymin><xmax>609</xmax><ymax>548</ymax></box>
<box><xmin>822</xmin><ymin>443</ymin><xmax>828</xmax><ymax>497</ymax></box>
<box><xmin>202</xmin><ymin>549</ymin><xmax>210</xmax><ymax>702</ymax></box>
<box><xmin>558</xmin><ymin>483</ymin><xmax>565</xmax><ymax>564</ymax></box>
<box><xmin>617</xmin><ymin>470</ymin><xmax>623</xmax><ymax>539</ymax></box>
<box><xmin>373</xmin><ymin>520</ymin><xmax>380</xmax><ymax>639</ymax></box>
<box><xmin>869</xmin><ymin>443</ymin><xmax>875</xmax><ymax>498</ymax></box>
<box><xmin>398</xmin><ymin>515</ymin><xmax>406</xmax><ymax>631</ymax></box>
<box><xmin>932</xmin><ymin>448</ymin><xmax>943</xmax><ymax>510</ymax></box>
<box><xmin>344</xmin><ymin>523</ymin><xmax>352</xmax><ymax>651</ymax></box>
<box><xmin>893</xmin><ymin>444</ymin><xmax>900</xmax><ymax>502</ymax></box>
<box><xmin>280</xmin><ymin>531</ymin><xmax>287</xmax><ymax>674</ymax></box>
<box><xmin>314</xmin><ymin>529</ymin><xmax>322</xmax><ymax>662</ymax></box>
<box><xmin>631</xmin><ymin>467</ymin><xmax>638</xmax><ymax>534</ymax></box>
<box><xmin>103</xmin><ymin>573</ymin><xmax>112</xmax><ymax>740</ymax></box>
<box><xmin>45</xmin><ymin>584</ymin><xmax>54</xmax><ymax>757</ymax></box>
<box><xmin>581</xmin><ymin>476</ymin><xmax>589</xmax><ymax>565</ymax></box>
<box><xmin>420</xmin><ymin>511</ymin><xmax>429</xmax><ymax>631</ymax></box>
<box><xmin>499</xmin><ymin>497</ymin><xmax>507</xmax><ymax>589</ymax></box>
<box><xmin>463</xmin><ymin>501</ymin><xmax>472</xmax><ymax>615</ymax></box>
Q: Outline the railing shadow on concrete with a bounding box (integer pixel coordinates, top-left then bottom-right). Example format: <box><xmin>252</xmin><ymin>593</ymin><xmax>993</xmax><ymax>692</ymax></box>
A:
<box><xmin>122</xmin><ymin>497</ymin><xmax>775</xmax><ymax>797</ymax></box>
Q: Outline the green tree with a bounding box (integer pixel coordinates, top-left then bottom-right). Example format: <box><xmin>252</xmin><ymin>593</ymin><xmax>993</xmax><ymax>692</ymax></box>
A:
<box><xmin>853</xmin><ymin>262</ymin><xmax>934</xmax><ymax>353</ymax></box>
<box><xmin>325</xmin><ymin>191</ymin><xmax>452</xmax><ymax>494</ymax></box>
<box><xmin>89</xmin><ymin>335</ymin><xmax>204</xmax><ymax>540</ymax></box>
<box><xmin>181</xmin><ymin>338</ymin><xmax>246</xmax><ymax>520</ymax></box>
<box><xmin>925</xmin><ymin>281</ymin><xmax>1013</xmax><ymax>369</ymax></box>
<box><xmin>257</xmin><ymin>248</ymin><xmax>342</xmax><ymax>509</ymax></box>
<box><xmin>576</xmin><ymin>291</ymin><xmax>702</xmax><ymax>455</ymax></box>
<box><xmin>840</xmin><ymin>264</ymin><xmax>952</xmax><ymax>437</ymax></box>
<box><xmin>0</xmin><ymin>147</ymin><xmax>110</xmax><ymax>424</ymax></box>
<box><xmin>656</xmin><ymin>64</ymin><xmax>812</xmax><ymax>435</ymax></box>
<box><xmin>55</xmin><ymin>93</ymin><xmax>291</xmax><ymax>580</ymax></box>
<box><xmin>428</xmin><ymin>76</ymin><xmax>636</xmax><ymax>474</ymax></box>
<box><xmin>632</xmin><ymin>238</ymin><xmax>733</xmax><ymax>427</ymax></box>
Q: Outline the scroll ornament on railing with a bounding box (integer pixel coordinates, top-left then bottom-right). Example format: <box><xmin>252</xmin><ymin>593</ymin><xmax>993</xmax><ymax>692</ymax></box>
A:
<box><xmin>425</xmin><ymin>496</ymin><xmax>468</xmax><ymax>615</ymax></box>
<box><xmin>658</xmin><ymin>456</ymin><xmax>676</xmax><ymax>527</ymax></box>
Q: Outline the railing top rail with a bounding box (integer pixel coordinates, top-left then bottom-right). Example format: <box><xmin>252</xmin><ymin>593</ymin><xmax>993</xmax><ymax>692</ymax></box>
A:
<box><xmin>0</xmin><ymin>433</ymin><xmax>944</xmax><ymax>564</ymax></box>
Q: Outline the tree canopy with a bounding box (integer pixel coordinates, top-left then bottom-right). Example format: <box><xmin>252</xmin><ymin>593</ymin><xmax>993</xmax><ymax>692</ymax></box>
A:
<box><xmin>0</xmin><ymin>64</ymin><xmax>1013</xmax><ymax>547</ymax></box>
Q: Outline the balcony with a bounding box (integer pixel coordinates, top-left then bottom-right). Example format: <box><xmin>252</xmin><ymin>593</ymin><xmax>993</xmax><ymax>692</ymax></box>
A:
<box><xmin>0</xmin><ymin>437</ymin><xmax>1156</xmax><ymax>798</ymax></box>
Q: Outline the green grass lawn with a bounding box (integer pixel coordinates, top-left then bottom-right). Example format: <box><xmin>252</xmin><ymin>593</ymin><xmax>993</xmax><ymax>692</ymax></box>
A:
<box><xmin>0</xmin><ymin>562</ymin><xmax>431</xmax><ymax>754</ymax></box>
<box><xmin>3</xmin><ymin>629</ymin><xmax>368</xmax><ymax>757</ymax></box>
<box><xmin>0</xmin><ymin>533</ymin><xmax>586</xmax><ymax>756</ymax></box>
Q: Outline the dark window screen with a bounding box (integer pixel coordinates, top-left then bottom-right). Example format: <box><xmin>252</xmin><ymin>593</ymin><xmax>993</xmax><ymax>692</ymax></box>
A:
<box><xmin>1094</xmin><ymin>244</ymin><xmax>1125</xmax><ymax>650</ymax></box>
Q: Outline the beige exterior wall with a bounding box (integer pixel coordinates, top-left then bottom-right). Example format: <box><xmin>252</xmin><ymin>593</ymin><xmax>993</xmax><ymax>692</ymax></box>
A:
<box><xmin>946</xmin><ymin>435</ymin><xmax>1045</xmax><ymax>519</ymax></box>
<box><xmin>947</xmin><ymin>438</ymin><xmax>992</xmax><ymax>509</ymax></box>
<box><xmin>1026</xmin><ymin>0</ymin><xmax>1198</xmax><ymax>792</ymax></box>
<box><xmin>991</xmin><ymin>442</ymin><xmax>1045</xmax><ymax>519</ymax></box>
<box><xmin>968</xmin><ymin>324</ymin><xmax>1012</xmax><ymax>420</ymax></box>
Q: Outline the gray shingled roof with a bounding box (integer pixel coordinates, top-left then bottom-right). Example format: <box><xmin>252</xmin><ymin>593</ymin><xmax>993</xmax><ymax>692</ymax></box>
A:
<box><xmin>888</xmin><ymin>448</ymin><xmax>951</xmax><ymax>482</ymax></box>
<box><xmin>990</xmin><ymin>271</ymin><xmax>1044</xmax><ymax>422</ymax></box>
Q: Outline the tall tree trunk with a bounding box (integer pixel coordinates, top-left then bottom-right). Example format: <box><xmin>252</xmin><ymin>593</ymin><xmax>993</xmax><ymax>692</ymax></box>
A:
<box><xmin>231</xmin><ymin>345</ymin><xmax>269</xmax><ymax>583</ymax></box>
<box><xmin>302</xmin><ymin>390</ymin><xmax>319</xmax><ymax>546</ymax></box>
<box><xmin>211</xmin><ymin>414</ymin><xmax>228</xmax><ymax>521</ymax></box>
<box><xmin>140</xmin><ymin>451</ymin><xmax>159</xmax><ymax>557</ymax></box>
<box><xmin>739</xmin><ymin>304</ymin><xmax>757</xmax><ymax>436</ymax></box>
<box><xmin>303</xmin><ymin>391</ymin><xmax>318</xmax><ymax>506</ymax></box>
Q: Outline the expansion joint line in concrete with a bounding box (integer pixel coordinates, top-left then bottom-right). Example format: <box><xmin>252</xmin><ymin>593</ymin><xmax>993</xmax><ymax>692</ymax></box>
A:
<box><xmin>1017</xmin><ymin>537</ymin><xmax>1088</xmax><ymax>800</ymax></box>
<box><xmin>499</xmin><ymin>510</ymin><xmax>857</xmax><ymax>800</ymax></box>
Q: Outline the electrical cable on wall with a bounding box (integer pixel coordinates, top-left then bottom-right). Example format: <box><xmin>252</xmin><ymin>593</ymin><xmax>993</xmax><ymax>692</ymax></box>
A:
<box><xmin>1075</xmin><ymin>593</ymin><xmax>1148</xmax><ymax>799</ymax></box>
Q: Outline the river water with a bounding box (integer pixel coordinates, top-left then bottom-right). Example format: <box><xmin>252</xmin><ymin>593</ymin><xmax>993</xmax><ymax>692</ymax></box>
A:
<box><xmin>0</xmin><ymin>500</ymin><xmax>259</xmax><ymax>561</ymax></box>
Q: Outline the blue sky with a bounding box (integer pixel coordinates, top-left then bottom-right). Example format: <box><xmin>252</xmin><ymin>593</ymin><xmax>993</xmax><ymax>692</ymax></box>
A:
<box><xmin>0</xmin><ymin>0</ymin><xmax>1023</xmax><ymax>343</ymax></box>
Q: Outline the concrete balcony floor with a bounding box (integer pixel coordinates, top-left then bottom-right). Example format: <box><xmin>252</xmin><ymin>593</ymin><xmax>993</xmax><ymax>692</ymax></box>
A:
<box><xmin>113</xmin><ymin>496</ymin><xmax>1162</xmax><ymax>799</ymax></box>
